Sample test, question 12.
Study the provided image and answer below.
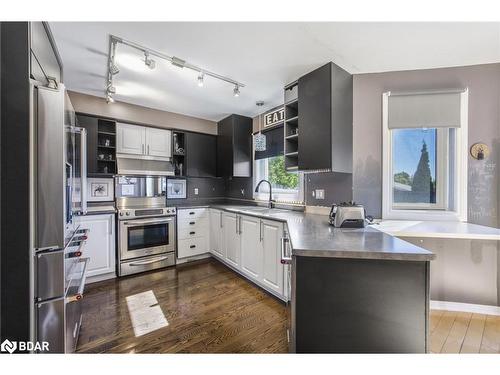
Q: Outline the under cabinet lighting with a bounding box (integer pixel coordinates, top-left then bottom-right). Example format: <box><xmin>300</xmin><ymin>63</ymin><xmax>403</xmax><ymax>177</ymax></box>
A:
<box><xmin>233</xmin><ymin>85</ymin><xmax>240</xmax><ymax>97</ymax></box>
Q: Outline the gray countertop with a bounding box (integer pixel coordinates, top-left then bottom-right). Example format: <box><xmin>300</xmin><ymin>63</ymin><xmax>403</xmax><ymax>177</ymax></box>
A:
<box><xmin>205</xmin><ymin>204</ymin><xmax>435</xmax><ymax>262</ymax></box>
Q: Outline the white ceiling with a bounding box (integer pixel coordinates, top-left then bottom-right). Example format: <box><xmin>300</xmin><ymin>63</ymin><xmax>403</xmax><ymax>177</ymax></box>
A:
<box><xmin>50</xmin><ymin>22</ymin><xmax>500</xmax><ymax>121</ymax></box>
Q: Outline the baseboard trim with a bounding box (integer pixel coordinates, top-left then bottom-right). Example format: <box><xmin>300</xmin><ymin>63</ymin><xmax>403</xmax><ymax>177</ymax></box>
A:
<box><xmin>430</xmin><ymin>300</ymin><xmax>500</xmax><ymax>316</ymax></box>
<box><xmin>87</xmin><ymin>272</ymin><xmax>116</xmax><ymax>284</ymax></box>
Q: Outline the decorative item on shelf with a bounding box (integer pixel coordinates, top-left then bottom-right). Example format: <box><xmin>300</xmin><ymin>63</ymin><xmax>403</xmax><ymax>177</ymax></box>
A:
<box><xmin>107</xmin><ymin>154</ymin><xmax>113</xmax><ymax>161</ymax></box>
<box><xmin>470</xmin><ymin>143</ymin><xmax>489</xmax><ymax>160</ymax></box>
<box><xmin>103</xmin><ymin>166</ymin><xmax>109</xmax><ymax>174</ymax></box>
<box><xmin>98</xmin><ymin>153</ymin><xmax>105</xmax><ymax>160</ymax></box>
<box><xmin>104</xmin><ymin>139</ymin><xmax>111</xmax><ymax>147</ymax></box>
<box><xmin>254</xmin><ymin>101</ymin><xmax>266</xmax><ymax>152</ymax></box>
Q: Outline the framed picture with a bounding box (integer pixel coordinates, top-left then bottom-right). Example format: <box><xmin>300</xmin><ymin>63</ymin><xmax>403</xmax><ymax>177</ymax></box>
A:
<box><xmin>87</xmin><ymin>178</ymin><xmax>114</xmax><ymax>202</ymax></box>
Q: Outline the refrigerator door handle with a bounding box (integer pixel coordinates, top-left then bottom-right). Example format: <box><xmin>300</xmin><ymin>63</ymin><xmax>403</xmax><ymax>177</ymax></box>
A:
<box><xmin>78</xmin><ymin>127</ymin><xmax>88</xmax><ymax>215</ymax></box>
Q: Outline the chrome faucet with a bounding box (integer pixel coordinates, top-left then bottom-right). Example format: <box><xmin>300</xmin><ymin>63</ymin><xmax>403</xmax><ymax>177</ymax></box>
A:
<box><xmin>255</xmin><ymin>179</ymin><xmax>275</xmax><ymax>208</ymax></box>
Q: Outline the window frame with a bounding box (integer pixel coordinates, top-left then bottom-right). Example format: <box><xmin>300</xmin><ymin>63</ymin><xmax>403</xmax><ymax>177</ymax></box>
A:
<box><xmin>252</xmin><ymin>136</ymin><xmax>304</xmax><ymax>205</ymax></box>
<box><xmin>382</xmin><ymin>90</ymin><xmax>468</xmax><ymax>221</ymax></box>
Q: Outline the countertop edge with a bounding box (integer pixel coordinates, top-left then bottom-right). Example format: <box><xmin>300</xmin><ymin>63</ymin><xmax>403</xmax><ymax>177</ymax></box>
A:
<box><xmin>190</xmin><ymin>204</ymin><xmax>435</xmax><ymax>262</ymax></box>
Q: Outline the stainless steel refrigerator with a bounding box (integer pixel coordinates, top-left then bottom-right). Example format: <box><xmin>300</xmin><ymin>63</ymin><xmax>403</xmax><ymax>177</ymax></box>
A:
<box><xmin>31</xmin><ymin>81</ymin><xmax>90</xmax><ymax>353</ymax></box>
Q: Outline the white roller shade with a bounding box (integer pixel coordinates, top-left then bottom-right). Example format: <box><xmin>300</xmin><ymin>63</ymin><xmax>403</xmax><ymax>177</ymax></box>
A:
<box><xmin>387</xmin><ymin>90</ymin><xmax>465</xmax><ymax>129</ymax></box>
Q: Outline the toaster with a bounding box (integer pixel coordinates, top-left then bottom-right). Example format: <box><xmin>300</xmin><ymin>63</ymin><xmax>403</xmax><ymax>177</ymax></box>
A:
<box><xmin>329</xmin><ymin>202</ymin><xmax>366</xmax><ymax>228</ymax></box>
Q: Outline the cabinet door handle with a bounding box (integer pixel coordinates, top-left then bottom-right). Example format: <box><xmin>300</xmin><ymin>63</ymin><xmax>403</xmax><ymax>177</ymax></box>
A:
<box><xmin>189</xmin><ymin>222</ymin><xmax>195</xmax><ymax>225</ymax></box>
<box><xmin>260</xmin><ymin>220</ymin><xmax>263</xmax><ymax>242</ymax></box>
<box><xmin>190</xmin><ymin>245</ymin><xmax>196</xmax><ymax>249</ymax></box>
<box><xmin>189</xmin><ymin>212</ymin><xmax>195</xmax><ymax>215</ymax></box>
<box><xmin>220</xmin><ymin>212</ymin><xmax>223</xmax><ymax>228</ymax></box>
<box><xmin>190</xmin><ymin>231</ymin><xmax>195</xmax><ymax>235</ymax></box>
<box><xmin>235</xmin><ymin>215</ymin><xmax>238</xmax><ymax>234</ymax></box>
<box><xmin>147</xmin><ymin>145</ymin><xmax>150</xmax><ymax>154</ymax></box>
<box><xmin>239</xmin><ymin>216</ymin><xmax>242</xmax><ymax>234</ymax></box>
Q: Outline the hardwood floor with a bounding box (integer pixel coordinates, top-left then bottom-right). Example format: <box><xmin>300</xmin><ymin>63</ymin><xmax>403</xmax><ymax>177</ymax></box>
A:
<box><xmin>76</xmin><ymin>258</ymin><xmax>500</xmax><ymax>354</ymax></box>
<box><xmin>77</xmin><ymin>258</ymin><xmax>288</xmax><ymax>353</ymax></box>
<box><xmin>430</xmin><ymin>309</ymin><xmax>500</xmax><ymax>353</ymax></box>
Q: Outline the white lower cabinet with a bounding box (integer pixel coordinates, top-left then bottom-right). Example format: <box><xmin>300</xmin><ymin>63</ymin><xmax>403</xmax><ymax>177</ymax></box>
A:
<box><xmin>74</xmin><ymin>213</ymin><xmax>116</xmax><ymax>282</ymax></box>
<box><xmin>211</xmin><ymin>210</ymin><xmax>286</xmax><ymax>300</ymax></box>
<box><xmin>223</xmin><ymin>212</ymin><xmax>240</xmax><ymax>269</ymax></box>
<box><xmin>261</xmin><ymin>219</ymin><xmax>284</xmax><ymax>296</ymax></box>
<box><xmin>209</xmin><ymin>209</ymin><xmax>224</xmax><ymax>258</ymax></box>
<box><xmin>177</xmin><ymin>208</ymin><xmax>209</xmax><ymax>259</ymax></box>
<box><xmin>240</xmin><ymin>215</ymin><xmax>262</xmax><ymax>280</ymax></box>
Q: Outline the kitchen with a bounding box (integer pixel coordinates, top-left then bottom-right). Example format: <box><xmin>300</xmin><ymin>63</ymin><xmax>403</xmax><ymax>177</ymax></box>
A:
<box><xmin>1</xmin><ymin>19</ymin><xmax>500</xmax><ymax>359</ymax></box>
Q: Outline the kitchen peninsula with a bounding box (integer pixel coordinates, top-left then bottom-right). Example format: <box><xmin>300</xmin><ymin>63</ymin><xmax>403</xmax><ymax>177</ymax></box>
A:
<box><xmin>179</xmin><ymin>204</ymin><xmax>435</xmax><ymax>353</ymax></box>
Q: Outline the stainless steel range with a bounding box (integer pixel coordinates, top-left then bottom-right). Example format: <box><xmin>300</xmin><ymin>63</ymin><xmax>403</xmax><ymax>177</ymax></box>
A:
<box><xmin>116</xmin><ymin>176</ymin><xmax>177</xmax><ymax>276</ymax></box>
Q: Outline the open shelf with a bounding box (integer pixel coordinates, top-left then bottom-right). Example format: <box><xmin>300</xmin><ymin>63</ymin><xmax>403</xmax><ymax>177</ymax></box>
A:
<box><xmin>285</xmin><ymin>133</ymin><xmax>298</xmax><ymax>140</ymax></box>
<box><xmin>172</xmin><ymin>131</ymin><xmax>186</xmax><ymax>176</ymax></box>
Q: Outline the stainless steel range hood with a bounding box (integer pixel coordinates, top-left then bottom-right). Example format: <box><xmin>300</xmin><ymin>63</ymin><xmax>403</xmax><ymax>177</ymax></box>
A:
<box><xmin>117</xmin><ymin>156</ymin><xmax>174</xmax><ymax>176</ymax></box>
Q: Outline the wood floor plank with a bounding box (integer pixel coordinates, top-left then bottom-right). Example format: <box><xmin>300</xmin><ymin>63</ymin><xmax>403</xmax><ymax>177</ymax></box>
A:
<box><xmin>430</xmin><ymin>311</ymin><xmax>457</xmax><ymax>353</ymax></box>
<box><xmin>430</xmin><ymin>309</ymin><xmax>445</xmax><ymax>333</ymax></box>
<box><xmin>480</xmin><ymin>314</ymin><xmax>500</xmax><ymax>353</ymax></box>
<box><xmin>460</xmin><ymin>313</ymin><xmax>487</xmax><ymax>353</ymax></box>
<box><xmin>441</xmin><ymin>311</ymin><xmax>472</xmax><ymax>353</ymax></box>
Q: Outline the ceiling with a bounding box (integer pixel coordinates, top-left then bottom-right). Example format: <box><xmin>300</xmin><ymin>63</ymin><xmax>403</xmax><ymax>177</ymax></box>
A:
<box><xmin>50</xmin><ymin>22</ymin><xmax>500</xmax><ymax>121</ymax></box>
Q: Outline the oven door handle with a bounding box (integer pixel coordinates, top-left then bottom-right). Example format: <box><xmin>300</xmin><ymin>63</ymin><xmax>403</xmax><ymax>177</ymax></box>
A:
<box><xmin>122</xmin><ymin>218</ymin><xmax>174</xmax><ymax>226</ymax></box>
<box><xmin>129</xmin><ymin>256</ymin><xmax>169</xmax><ymax>266</ymax></box>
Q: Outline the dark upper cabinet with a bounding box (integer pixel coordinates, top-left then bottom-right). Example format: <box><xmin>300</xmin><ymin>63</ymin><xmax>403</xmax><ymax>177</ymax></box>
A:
<box><xmin>216</xmin><ymin>114</ymin><xmax>253</xmax><ymax>177</ymax></box>
<box><xmin>76</xmin><ymin>114</ymin><xmax>117</xmax><ymax>177</ymax></box>
<box><xmin>297</xmin><ymin>62</ymin><xmax>352</xmax><ymax>173</ymax></box>
<box><xmin>186</xmin><ymin>132</ymin><xmax>217</xmax><ymax>177</ymax></box>
<box><xmin>76</xmin><ymin>114</ymin><xmax>99</xmax><ymax>176</ymax></box>
<box><xmin>30</xmin><ymin>22</ymin><xmax>62</xmax><ymax>85</ymax></box>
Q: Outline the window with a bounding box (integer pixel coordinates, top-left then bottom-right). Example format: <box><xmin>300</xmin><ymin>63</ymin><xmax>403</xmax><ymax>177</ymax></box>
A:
<box><xmin>382</xmin><ymin>90</ymin><xmax>468</xmax><ymax>221</ymax></box>
<box><xmin>254</xmin><ymin>155</ymin><xmax>304</xmax><ymax>203</ymax></box>
<box><xmin>392</xmin><ymin>128</ymin><xmax>449</xmax><ymax>209</ymax></box>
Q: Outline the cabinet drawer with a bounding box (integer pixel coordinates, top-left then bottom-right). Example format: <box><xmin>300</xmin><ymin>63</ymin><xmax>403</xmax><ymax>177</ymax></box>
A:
<box><xmin>178</xmin><ymin>224</ymin><xmax>208</xmax><ymax>240</ymax></box>
<box><xmin>178</xmin><ymin>216</ymin><xmax>208</xmax><ymax>230</ymax></box>
<box><xmin>178</xmin><ymin>237</ymin><xmax>209</xmax><ymax>258</ymax></box>
<box><xmin>178</xmin><ymin>208</ymin><xmax>208</xmax><ymax>220</ymax></box>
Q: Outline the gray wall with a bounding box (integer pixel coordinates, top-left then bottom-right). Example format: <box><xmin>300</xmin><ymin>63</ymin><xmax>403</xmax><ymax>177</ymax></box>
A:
<box><xmin>353</xmin><ymin>63</ymin><xmax>500</xmax><ymax>227</ymax></box>
<box><xmin>404</xmin><ymin>237</ymin><xmax>499</xmax><ymax>306</ymax></box>
<box><xmin>68</xmin><ymin>90</ymin><xmax>217</xmax><ymax>135</ymax></box>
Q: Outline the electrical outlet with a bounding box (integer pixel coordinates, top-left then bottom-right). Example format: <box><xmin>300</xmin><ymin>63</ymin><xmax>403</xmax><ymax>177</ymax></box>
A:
<box><xmin>315</xmin><ymin>189</ymin><xmax>325</xmax><ymax>199</ymax></box>
<box><xmin>194</xmin><ymin>188</ymin><xmax>199</xmax><ymax>195</ymax></box>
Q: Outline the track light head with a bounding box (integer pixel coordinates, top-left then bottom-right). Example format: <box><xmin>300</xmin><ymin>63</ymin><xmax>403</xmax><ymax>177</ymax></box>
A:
<box><xmin>233</xmin><ymin>85</ymin><xmax>240</xmax><ymax>97</ymax></box>
<box><xmin>110</xmin><ymin>63</ymin><xmax>120</xmax><ymax>75</ymax></box>
<box><xmin>197</xmin><ymin>72</ymin><xmax>204</xmax><ymax>87</ymax></box>
<box><xmin>144</xmin><ymin>52</ymin><xmax>156</xmax><ymax>70</ymax></box>
<box><xmin>107</xmin><ymin>85</ymin><xmax>116</xmax><ymax>94</ymax></box>
<box><xmin>106</xmin><ymin>94</ymin><xmax>115</xmax><ymax>104</ymax></box>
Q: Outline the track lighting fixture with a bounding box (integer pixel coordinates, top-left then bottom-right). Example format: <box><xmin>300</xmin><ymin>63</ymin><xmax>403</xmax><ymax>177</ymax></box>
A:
<box><xmin>106</xmin><ymin>35</ymin><xmax>245</xmax><ymax>99</ymax></box>
<box><xmin>107</xmin><ymin>85</ymin><xmax>116</xmax><ymax>94</ymax></box>
<box><xmin>106</xmin><ymin>95</ymin><xmax>115</xmax><ymax>104</ymax></box>
<box><xmin>110</xmin><ymin>63</ymin><xmax>120</xmax><ymax>75</ymax></box>
<box><xmin>197</xmin><ymin>72</ymin><xmax>204</xmax><ymax>87</ymax></box>
<box><xmin>144</xmin><ymin>52</ymin><xmax>156</xmax><ymax>70</ymax></box>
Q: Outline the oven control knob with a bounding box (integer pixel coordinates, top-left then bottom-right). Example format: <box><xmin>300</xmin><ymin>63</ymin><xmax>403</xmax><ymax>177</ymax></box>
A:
<box><xmin>126</xmin><ymin>212</ymin><xmax>130</xmax><ymax>216</ymax></box>
<box><xmin>167</xmin><ymin>209</ymin><xmax>171</xmax><ymax>213</ymax></box>
<box><xmin>119</xmin><ymin>212</ymin><xmax>123</xmax><ymax>216</ymax></box>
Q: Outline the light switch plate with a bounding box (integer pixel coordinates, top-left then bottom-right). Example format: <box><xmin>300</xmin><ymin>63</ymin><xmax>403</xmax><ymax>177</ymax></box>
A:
<box><xmin>194</xmin><ymin>188</ymin><xmax>199</xmax><ymax>195</ymax></box>
<box><xmin>315</xmin><ymin>189</ymin><xmax>325</xmax><ymax>199</ymax></box>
